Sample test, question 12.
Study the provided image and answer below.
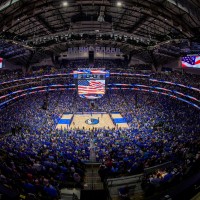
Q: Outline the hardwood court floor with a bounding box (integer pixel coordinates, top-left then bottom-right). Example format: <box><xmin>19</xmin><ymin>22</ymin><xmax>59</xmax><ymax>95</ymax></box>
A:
<box><xmin>70</xmin><ymin>113</ymin><xmax>115</xmax><ymax>130</ymax></box>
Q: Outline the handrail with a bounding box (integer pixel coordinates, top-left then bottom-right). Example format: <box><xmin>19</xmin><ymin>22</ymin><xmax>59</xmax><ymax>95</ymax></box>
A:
<box><xmin>84</xmin><ymin>162</ymin><xmax>101</xmax><ymax>165</ymax></box>
<box><xmin>92</xmin><ymin>164</ymin><xmax>94</xmax><ymax>190</ymax></box>
<box><xmin>107</xmin><ymin>174</ymin><xmax>143</xmax><ymax>182</ymax></box>
<box><xmin>144</xmin><ymin>161</ymin><xmax>172</xmax><ymax>174</ymax></box>
<box><xmin>106</xmin><ymin>161</ymin><xmax>172</xmax><ymax>187</ymax></box>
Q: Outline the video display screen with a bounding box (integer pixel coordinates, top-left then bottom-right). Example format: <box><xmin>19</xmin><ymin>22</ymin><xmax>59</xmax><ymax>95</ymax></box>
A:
<box><xmin>73</xmin><ymin>69</ymin><xmax>110</xmax><ymax>79</ymax></box>
<box><xmin>0</xmin><ymin>58</ymin><xmax>3</xmax><ymax>68</ymax></box>
<box><xmin>75</xmin><ymin>69</ymin><xmax>108</xmax><ymax>99</ymax></box>
<box><xmin>78</xmin><ymin>79</ymin><xmax>105</xmax><ymax>99</ymax></box>
<box><xmin>182</xmin><ymin>55</ymin><xmax>200</xmax><ymax>68</ymax></box>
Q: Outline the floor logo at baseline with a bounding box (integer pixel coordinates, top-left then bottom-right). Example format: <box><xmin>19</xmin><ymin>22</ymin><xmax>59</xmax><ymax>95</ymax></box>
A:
<box><xmin>85</xmin><ymin>118</ymin><xmax>99</xmax><ymax>125</ymax></box>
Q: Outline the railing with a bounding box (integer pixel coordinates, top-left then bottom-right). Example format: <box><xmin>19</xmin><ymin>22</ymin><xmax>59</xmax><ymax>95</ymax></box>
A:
<box><xmin>105</xmin><ymin>173</ymin><xmax>143</xmax><ymax>199</ymax></box>
<box><xmin>105</xmin><ymin>161</ymin><xmax>173</xmax><ymax>199</ymax></box>
<box><xmin>84</xmin><ymin>162</ymin><xmax>101</xmax><ymax>190</ymax></box>
<box><xmin>144</xmin><ymin>161</ymin><xmax>172</xmax><ymax>174</ymax></box>
<box><xmin>91</xmin><ymin>163</ymin><xmax>94</xmax><ymax>190</ymax></box>
<box><xmin>106</xmin><ymin>173</ymin><xmax>143</xmax><ymax>187</ymax></box>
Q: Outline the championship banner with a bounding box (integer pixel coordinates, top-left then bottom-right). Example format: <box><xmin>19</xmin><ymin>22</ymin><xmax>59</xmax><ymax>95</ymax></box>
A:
<box><xmin>68</xmin><ymin>47</ymin><xmax>120</xmax><ymax>54</ymax></box>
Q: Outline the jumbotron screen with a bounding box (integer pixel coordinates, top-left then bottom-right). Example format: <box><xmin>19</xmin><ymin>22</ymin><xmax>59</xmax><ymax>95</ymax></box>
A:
<box><xmin>0</xmin><ymin>57</ymin><xmax>3</xmax><ymax>68</ymax></box>
<box><xmin>74</xmin><ymin>69</ymin><xmax>109</xmax><ymax>99</ymax></box>
<box><xmin>182</xmin><ymin>55</ymin><xmax>200</xmax><ymax>68</ymax></box>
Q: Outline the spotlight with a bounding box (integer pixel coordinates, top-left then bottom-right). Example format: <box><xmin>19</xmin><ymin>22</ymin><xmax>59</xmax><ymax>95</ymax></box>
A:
<box><xmin>63</xmin><ymin>1</ymin><xmax>68</xmax><ymax>6</ymax></box>
<box><xmin>117</xmin><ymin>1</ymin><xmax>122</xmax><ymax>7</ymax></box>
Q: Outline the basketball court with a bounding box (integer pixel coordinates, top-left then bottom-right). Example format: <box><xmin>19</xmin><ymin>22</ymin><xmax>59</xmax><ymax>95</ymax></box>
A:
<box><xmin>56</xmin><ymin>112</ymin><xmax>129</xmax><ymax>130</ymax></box>
<box><xmin>56</xmin><ymin>69</ymin><xmax>129</xmax><ymax>131</ymax></box>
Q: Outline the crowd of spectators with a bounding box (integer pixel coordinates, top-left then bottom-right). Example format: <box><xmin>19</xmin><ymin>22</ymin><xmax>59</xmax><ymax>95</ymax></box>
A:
<box><xmin>1</xmin><ymin>61</ymin><xmax>199</xmax><ymax>110</ymax></box>
<box><xmin>0</xmin><ymin>92</ymin><xmax>87</xmax><ymax>199</ymax></box>
<box><xmin>0</xmin><ymin>59</ymin><xmax>199</xmax><ymax>89</ymax></box>
<box><xmin>151</xmin><ymin>71</ymin><xmax>200</xmax><ymax>88</ymax></box>
<box><xmin>0</xmin><ymin>91</ymin><xmax>199</xmax><ymax>189</ymax></box>
<box><xmin>0</xmin><ymin>60</ymin><xmax>199</xmax><ymax>199</ymax></box>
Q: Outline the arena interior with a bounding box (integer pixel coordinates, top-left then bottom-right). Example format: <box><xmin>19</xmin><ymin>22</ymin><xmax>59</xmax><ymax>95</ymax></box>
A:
<box><xmin>0</xmin><ymin>1</ymin><xmax>200</xmax><ymax>200</ymax></box>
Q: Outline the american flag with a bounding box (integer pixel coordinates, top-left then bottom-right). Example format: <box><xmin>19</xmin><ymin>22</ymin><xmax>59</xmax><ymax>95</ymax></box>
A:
<box><xmin>182</xmin><ymin>56</ymin><xmax>200</xmax><ymax>68</ymax></box>
<box><xmin>78</xmin><ymin>80</ymin><xmax>105</xmax><ymax>95</ymax></box>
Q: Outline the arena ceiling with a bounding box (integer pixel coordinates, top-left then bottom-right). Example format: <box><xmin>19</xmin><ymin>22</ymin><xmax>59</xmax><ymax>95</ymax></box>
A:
<box><xmin>0</xmin><ymin>0</ymin><xmax>200</xmax><ymax>66</ymax></box>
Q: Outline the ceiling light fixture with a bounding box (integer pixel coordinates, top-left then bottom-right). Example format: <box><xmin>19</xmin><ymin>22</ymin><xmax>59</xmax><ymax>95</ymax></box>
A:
<box><xmin>63</xmin><ymin>1</ymin><xmax>68</xmax><ymax>7</ymax></box>
<box><xmin>117</xmin><ymin>1</ymin><xmax>122</xmax><ymax>7</ymax></box>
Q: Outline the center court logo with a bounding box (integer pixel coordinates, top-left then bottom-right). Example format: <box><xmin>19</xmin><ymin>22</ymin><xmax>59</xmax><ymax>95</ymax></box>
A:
<box><xmin>85</xmin><ymin>118</ymin><xmax>99</xmax><ymax>125</ymax></box>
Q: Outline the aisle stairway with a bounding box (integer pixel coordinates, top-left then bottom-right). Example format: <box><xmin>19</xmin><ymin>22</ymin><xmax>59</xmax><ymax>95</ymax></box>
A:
<box><xmin>84</xmin><ymin>165</ymin><xmax>103</xmax><ymax>190</ymax></box>
<box><xmin>81</xmin><ymin>189</ymin><xmax>107</xmax><ymax>200</ymax></box>
<box><xmin>82</xmin><ymin>137</ymin><xmax>108</xmax><ymax>199</ymax></box>
<box><xmin>81</xmin><ymin>165</ymin><xmax>107</xmax><ymax>200</ymax></box>
<box><xmin>89</xmin><ymin>138</ymin><xmax>96</xmax><ymax>162</ymax></box>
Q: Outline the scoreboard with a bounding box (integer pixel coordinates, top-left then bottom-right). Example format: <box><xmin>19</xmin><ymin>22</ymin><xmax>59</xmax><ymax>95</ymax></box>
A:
<box><xmin>77</xmin><ymin>74</ymin><xmax>105</xmax><ymax>79</ymax></box>
<box><xmin>73</xmin><ymin>69</ymin><xmax>110</xmax><ymax>99</ymax></box>
<box><xmin>73</xmin><ymin>69</ymin><xmax>110</xmax><ymax>79</ymax></box>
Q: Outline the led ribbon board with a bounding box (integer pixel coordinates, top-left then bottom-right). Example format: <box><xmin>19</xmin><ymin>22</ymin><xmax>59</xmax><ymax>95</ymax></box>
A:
<box><xmin>0</xmin><ymin>57</ymin><xmax>3</xmax><ymax>68</ymax></box>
